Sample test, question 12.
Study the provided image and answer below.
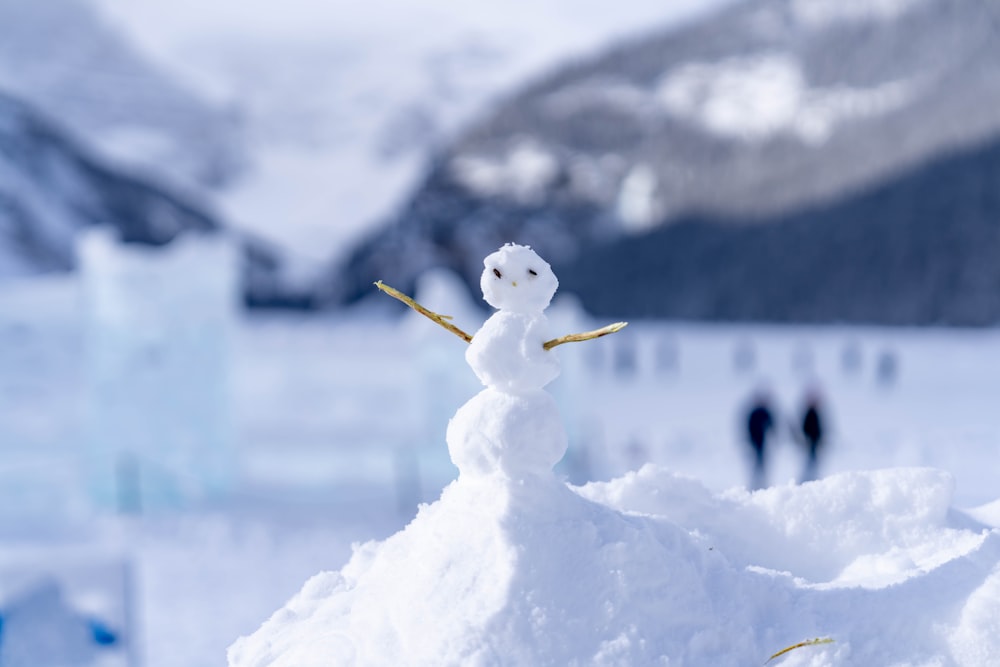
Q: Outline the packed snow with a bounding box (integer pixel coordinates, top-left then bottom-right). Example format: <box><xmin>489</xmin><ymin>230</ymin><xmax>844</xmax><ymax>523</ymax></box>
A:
<box><xmin>231</xmin><ymin>466</ymin><xmax>1000</xmax><ymax>666</ymax></box>
<box><xmin>229</xmin><ymin>246</ymin><xmax>1000</xmax><ymax>667</ymax></box>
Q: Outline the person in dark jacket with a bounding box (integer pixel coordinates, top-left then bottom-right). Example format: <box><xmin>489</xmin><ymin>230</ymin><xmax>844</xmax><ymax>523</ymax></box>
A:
<box><xmin>798</xmin><ymin>390</ymin><xmax>825</xmax><ymax>483</ymax></box>
<box><xmin>745</xmin><ymin>390</ymin><xmax>774</xmax><ymax>490</ymax></box>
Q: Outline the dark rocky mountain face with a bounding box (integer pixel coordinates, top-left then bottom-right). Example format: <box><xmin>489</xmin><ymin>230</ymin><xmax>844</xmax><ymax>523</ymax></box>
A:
<box><xmin>333</xmin><ymin>0</ymin><xmax>1000</xmax><ymax>325</ymax></box>
<box><xmin>560</xmin><ymin>137</ymin><xmax>1000</xmax><ymax>325</ymax></box>
<box><xmin>0</xmin><ymin>91</ymin><xmax>306</xmax><ymax>307</ymax></box>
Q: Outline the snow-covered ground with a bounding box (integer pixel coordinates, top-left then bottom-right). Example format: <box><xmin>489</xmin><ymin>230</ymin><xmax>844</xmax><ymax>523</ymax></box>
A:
<box><xmin>2</xmin><ymin>264</ymin><xmax>1000</xmax><ymax>665</ymax></box>
<box><xmin>227</xmin><ymin>263</ymin><xmax>1000</xmax><ymax>666</ymax></box>
<box><xmin>88</xmin><ymin>0</ymin><xmax>738</xmax><ymax>262</ymax></box>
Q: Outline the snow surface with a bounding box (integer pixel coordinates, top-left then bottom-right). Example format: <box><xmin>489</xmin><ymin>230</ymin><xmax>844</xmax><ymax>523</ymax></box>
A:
<box><xmin>230</xmin><ymin>466</ymin><xmax>1000</xmax><ymax>666</ymax></box>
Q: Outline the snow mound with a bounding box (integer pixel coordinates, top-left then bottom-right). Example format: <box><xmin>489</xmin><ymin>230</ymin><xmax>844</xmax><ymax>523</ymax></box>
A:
<box><xmin>229</xmin><ymin>466</ymin><xmax>1000</xmax><ymax>666</ymax></box>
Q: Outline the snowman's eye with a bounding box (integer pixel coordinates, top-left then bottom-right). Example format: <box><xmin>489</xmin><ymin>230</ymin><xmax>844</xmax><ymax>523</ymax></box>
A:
<box><xmin>493</xmin><ymin>268</ymin><xmax>502</xmax><ymax>279</ymax></box>
<box><xmin>528</xmin><ymin>269</ymin><xmax>538</xmax><ymax>277</ymax></box>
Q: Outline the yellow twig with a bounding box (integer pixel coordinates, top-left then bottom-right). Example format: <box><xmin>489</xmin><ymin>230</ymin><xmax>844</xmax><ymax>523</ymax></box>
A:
<box><xmin>765</xmin><ymin>637</ymin><xmax>834</xmax><ymax>664</ymax></box>
<box><xmin>543</xmin><ymin>321</ymin><xmax>628</xmax><ymax>350</ymax></box>
<box><xmin>376</xmin><ymin>280</ymin><xmax>626</xmax><ymax>351</ymax></box>
<box><xmin>374</xmin><ymin>281</ymin><xmax>473</xmax><ymax>343</ymax></box>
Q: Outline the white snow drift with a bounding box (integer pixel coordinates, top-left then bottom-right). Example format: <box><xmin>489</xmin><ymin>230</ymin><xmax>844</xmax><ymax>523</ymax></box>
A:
<box><xmin>229</xmin><ymin>246</ymin><xmax>1000</xmax><ymax>667</ymax></box>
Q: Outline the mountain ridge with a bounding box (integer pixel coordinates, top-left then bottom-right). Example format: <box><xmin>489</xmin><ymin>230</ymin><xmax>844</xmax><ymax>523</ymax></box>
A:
<box><xmin>0</xmin><ymin>90</ymin><xmax>308</xmax><ymax>307</ymax></box>
<box><xmin>333</xmin><ymin>0</ymin><xmax>1000</xmax><ymax>325</ymax></box>
<box><xmin>558</xmin><ymin>135</ymin><xmax>1000</xmax><ymax>325</ymax></box>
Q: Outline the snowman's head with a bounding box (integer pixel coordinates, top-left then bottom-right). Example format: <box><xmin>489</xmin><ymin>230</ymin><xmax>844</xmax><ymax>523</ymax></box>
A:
<box><xmin>480</xmin><ymin>244</ymin><xmax>558</xmax><ymax>313</ymax></box>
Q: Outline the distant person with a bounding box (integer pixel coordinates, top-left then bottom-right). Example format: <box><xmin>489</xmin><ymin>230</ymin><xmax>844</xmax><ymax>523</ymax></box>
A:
<box><xmin>798</xmin><ymin>390</ymin><xmax>825</xmax><ymax>483</ymax></box>
<box><xmin>876</xmin><ymin>349</ymin><xmax>899</xmax><ymax>387</ymax></box>
<box><xmin>841</xmin><ymin>340</ymin><xmax>863</xmax><ymax>375</ymax></box>
<box><xmin>733</xmin><ymin>340</ymin><xmax>756</xmax><ymax>374</ymax></box>
<box><xmin>655</xmin><ymin>336</ymin><xmax>679</xmax><ymax>374</ymax></box>
<box><xmin>745</xmin><ymin>391</ymin><xmax>774</xmax><ymax>490</ymax></box>
<box><xmin>613</xmin><ymin>337</ymin><xmax>638</xmax><ymax>377</ymax></box>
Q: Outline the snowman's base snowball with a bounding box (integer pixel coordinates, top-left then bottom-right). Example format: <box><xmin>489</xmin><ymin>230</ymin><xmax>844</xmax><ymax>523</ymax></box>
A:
<box><xmin>446</xmin><ymin>388</ymin><xmax>567</xmax><ymax>478</ymax></box>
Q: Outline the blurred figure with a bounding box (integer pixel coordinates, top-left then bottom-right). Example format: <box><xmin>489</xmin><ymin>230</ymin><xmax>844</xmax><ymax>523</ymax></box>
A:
<box><xmin>654</xmin><ymin>336</ymin><xmax>679</xmax><ymax>375</ymax></box>
<box><xmin>745</xmin><ymin>389</ymin><xmax>775</xmax><ymax>490</ymax></box>
<box><xmin>613</xmin><ymin>336</ymin><xmax>638</xmax><ymax>377</ymax></box>
<box><xmin>797</xmin><ymin>389</ymin><xmax>825</xmax><ymax>483</ymax></box>
<box><xmin>876</xmin><ymin>349</ymin><xmax>899</xmax><ymax>387</ymax></box>
<box><xmin>841</xmin><ymin>340</ymin><xmax>863</xmax><ymax>376</ymax></box>
<box><xmin>733</xmin><ymin>339</ymin><xmax>756</xmax><ymax>374</ymax></box>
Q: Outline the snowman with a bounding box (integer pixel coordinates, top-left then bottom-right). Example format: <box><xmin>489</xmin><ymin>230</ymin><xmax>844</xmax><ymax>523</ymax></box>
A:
<box><xmin>377</xmin><ymin>243</ymin><xmax>625</xmax><ymax>479</ymax></box>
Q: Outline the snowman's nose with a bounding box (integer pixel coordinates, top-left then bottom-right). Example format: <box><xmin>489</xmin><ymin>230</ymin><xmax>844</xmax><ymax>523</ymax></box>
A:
<box><xmin>512</xmin><ymin>281</ymin><xmax>518</xmax><ymax>287</ymax></box>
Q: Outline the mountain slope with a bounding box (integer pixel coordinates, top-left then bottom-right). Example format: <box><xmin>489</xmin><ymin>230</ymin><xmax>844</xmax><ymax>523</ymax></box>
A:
<box><xmin>0</xmin><ymin>0</ymin><xmax>242</xmax><ymax>189</ymax></box>
<box><xmin>334</xmin><ymin>0</ymin><xmax>1000</xmax><ymax>325</ymax></box>
<box><xmin>0</xmin><ymin>91</ymin><xmax>216</xmax><ymax>276</ymax></box>
<box><xmin>0</xmin><ymin>91</ymin><xmax>305</xmax><ymax>306</ymax></box>
<box><xmin>88</xmin><ymin>0</ymin><xmax>735</xmax><ymax>262</ymax></box>
<box><xmin>561</xmin><ymin>136</ymin><xmax>1000</xmax><ymax>324</ymax></box>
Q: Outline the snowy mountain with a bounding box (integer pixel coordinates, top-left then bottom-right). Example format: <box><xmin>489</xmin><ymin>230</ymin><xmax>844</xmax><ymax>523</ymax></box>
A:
<box><xmin>562</xmin><ymin>136</ymin><xmax>1000</xmax><ymax>325</ymax></box>
<box><xmin>0</xmin><ymin>91</ymin><xmax>305</xmax><ymax>306</ymax></box>
<box><xmin>335</xmin><ymin>0</ymin><xmax>1000</xmax><ymax>325</ymax></box>
<box><xmin>0</xmin><ymin>91</ymin><xmax>215</xmax><ymax>276</ymax></box>
<box><xmin>0</xmin><ymin>0</ymin><xmax>242</xmax><ymax>189</ymax></box>
<box><xmin>0</xmin><ymin>0</ymin><xmax>323</xmax><ymax>305</ymax></box>
<box><xmin>88</xmin><ymin>0</ymin><xmax>734</xmax><ymax>263</ymax></box>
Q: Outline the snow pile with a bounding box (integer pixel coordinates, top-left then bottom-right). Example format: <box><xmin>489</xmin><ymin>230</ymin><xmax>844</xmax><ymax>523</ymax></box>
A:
<box><xmin>230</xmin><ymin>465</ymin><xmax>1000</xmax><ymax>666</ymax></box>
<box><xmin>229</xmin><ymin>246</ymin><xmax>1000</xmax><ymax>666</ymax></box>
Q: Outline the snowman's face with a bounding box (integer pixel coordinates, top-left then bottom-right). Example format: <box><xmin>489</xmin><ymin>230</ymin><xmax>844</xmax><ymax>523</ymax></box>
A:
<box><xmin>480</xmin><ymin>244</ymin><xmax>558</xmax><ymax>312</ymax></box>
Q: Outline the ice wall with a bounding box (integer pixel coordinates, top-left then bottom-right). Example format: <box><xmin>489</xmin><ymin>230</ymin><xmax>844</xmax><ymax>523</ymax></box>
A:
<box><xmin>0</xmin><ymin>275</ymin><xmax>88</xmax><ymax>522</ymax></box>
<box><xmin>79</xmin><ymin>228</ymin><xmax>238</xmax><ymax>511</ymax></box>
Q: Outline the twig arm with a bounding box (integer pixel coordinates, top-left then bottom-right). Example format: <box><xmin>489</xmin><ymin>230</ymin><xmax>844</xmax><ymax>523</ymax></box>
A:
<box><xmin>765</xmin><ymin>638</ymin><xmax>834</xmax><ymax>664</ymax></box>
<box><xmin>375</xmin><ymin>281</ymin><xmax>473</xmax><ymax>344</ymax></box>
<box><xmin>544</xmin><ymin>321</ymin><xmax>628</xmax><ymax>350</ymax></box>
